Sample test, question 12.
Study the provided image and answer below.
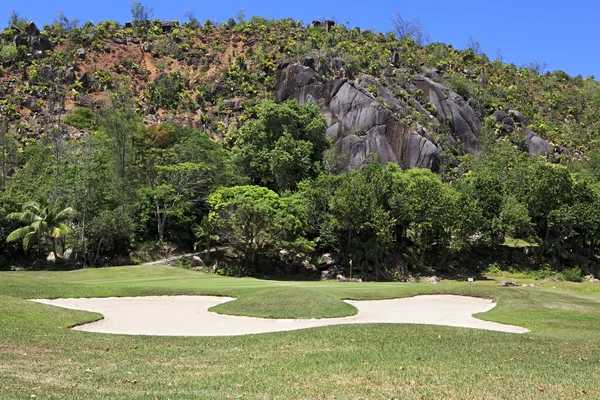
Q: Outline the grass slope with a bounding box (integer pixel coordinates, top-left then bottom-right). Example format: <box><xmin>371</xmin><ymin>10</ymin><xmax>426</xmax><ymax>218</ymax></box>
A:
<box><xmin>209</xmin><ymin>287</ymin><xmax>358</xmax><ymax>319</ymax></box>
<box><xmin>0</xmin><ymin>265</ymin><xmax>599</xmax><ymax>399</ymax></box>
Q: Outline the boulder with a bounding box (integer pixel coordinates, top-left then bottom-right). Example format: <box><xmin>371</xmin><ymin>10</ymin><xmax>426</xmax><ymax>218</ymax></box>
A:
<box><xmin>112</xmin><ymin>37</ymin><xmax>127</xmax><ymax>45</ymax></box>
<box><xmin>161</xmin><ymin>20</ymin><xmax>177</xmax><ymax>32</ymax></box>
<box><xmin>390</xmin><ymin>50</ymin><xmax>401</xmax><ymax>67</ymax></box>
<box><xmin>38</xmin><ymin>65</ymin><xmax>58</xmax><ymax>81</ymax></box>
<box><xmin>130</xmin><ymin>37</ymin><xmax>141</xmax><ymax>44</ymax></box>
<box><xmin>311</xmin><ymin>20</ymin><xmax>322</xmax><ymax>27</ymax></box>
<box><xmin>25</xmin><ymin>22</ymin><xmax>40</xmax><ymax>36</ymax></box>
<box><xmin>275</xmin><ymin>63</ymin><xmax>441</xmax><ymax>172</ymax></box>
<box><xmin>22</xmin><ymin>96</ymin><xmax>39</xmax><ymax>111</ymax></box>
<box><xmin>318</xmin><ymin>253</ymin><xmax>335</xmax><ymax>267</ymax></box>
<box><xmin>192</xmin><ymin>255</ymin><xmax>204</xmax><ymax>267</ymax></box>
<box><xmin>125</xmin><ymin>21</ymin><xmax>133</xmax><ymax>28</ymax></box>
<box><xmin>498</xmin><ymin>281</ymin><xmax>518</xmax><ymax>287</ymax></box>
<box><xmin>13</xmin><ymin>21</ymin><xmax>52</xmax><ymax>55</ymax></box>
<box><xmin>324</xmin><ymin>20</ymin><xmax>336</xmax><ymax>32</ymax></box>
<box><xmin>143</xmin><ymin>44</ymin><xmax>152</xmax><ymax>52</ymax></box>
<box><xmin>46</xmin><ymin>252</ymin><xmax>56</xmax><ymax>264</ymax></box>
<box><xmin>337</xmin><ymin>274</ymin><xmax>361</xmax><ymax>283</ymax></box>
<box><xmin>223</xmin><ymin>98</ymin><xmax>242</xmax><ymax>111</ymax></box>
<box><xmin>63</xmin><ymin>248</ymin><xmax>75</xmax><ymax>261</ymax></box>
<box><xmin>509</xmin><ymin>110</ymin><xmax>527</xmax><ymax>125</ymax></box>
<box><xmin>330</xmin><ymin>57</ymin><xmax>345</xmax><ymax>75</ymax></box>
<box><xmin>13</xmin><ymin>34</ymin><xmax>28</xmax><ymax>47</ymax></box>
<box><xmin>584</xmin><ymin>274</ymin><xmax>600</xmax><ymax>283</ymax></box>
<box><xmin>524</xmin><ymin>128</ymin><xmax>552</xmax><ymax>155</ymax></box>
<box><xmin>427</xmin><ymin>276</ymin><xmax>441</xmax><ymax>284</ymax></box>
<box><xmin>492</xmin><ymin>110</ymin><xmax>509</xmax><ymax>123</ymax></box>
<box><xmin>75</xmin><ymin>48</ymin><xmax>86</xmax><ymax>59</ymax></box>
<box><xmin>79</xmin><ymin>72</ymin><xmax>90</xmax><ymax>89</ymax></box>
<box><xmin>303</xmin><ymin>56</ymin><xmax>315</xmax><ymax>70</ymax></box>
<box><xmin>321</xmin><ymin>264</ymin><xmax>347</xmax><ymax>280</ymax></box>
<box><xmin>65</xmin><ymin>66</ymin><xmax>75</xmax><ymax>84</ymax></box>
<box><xmin>103</xmin><ymin>45</ymin><xmax>112</xmax><ymax>53</ymax></box>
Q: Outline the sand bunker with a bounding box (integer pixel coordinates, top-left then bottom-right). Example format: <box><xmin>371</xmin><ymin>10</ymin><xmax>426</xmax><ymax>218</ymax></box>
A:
<box><xmin>33</xmin><ymin>295</ymin><xmax>529</xmax><ymax>336</ymax></box>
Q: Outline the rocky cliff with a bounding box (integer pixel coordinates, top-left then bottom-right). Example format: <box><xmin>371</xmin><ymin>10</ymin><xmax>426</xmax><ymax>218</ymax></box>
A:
<box><xmin>275</xmin><ymin>60</ymin><xmax>552</xmax><ymax>171</ymax></box>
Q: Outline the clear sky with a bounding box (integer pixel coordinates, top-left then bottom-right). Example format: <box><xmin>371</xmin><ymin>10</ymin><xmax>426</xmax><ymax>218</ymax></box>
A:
<box><xmin>2</xmin><ymin>0</ymin><xmax>598</xmax><ymax>79</ymax></box>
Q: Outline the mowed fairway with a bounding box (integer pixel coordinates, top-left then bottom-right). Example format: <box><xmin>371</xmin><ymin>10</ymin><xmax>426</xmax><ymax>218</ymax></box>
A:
<box><xmin>1</xmin><ymin>265</ymin><xmax>599</xmax><ymax>399</ymax></box>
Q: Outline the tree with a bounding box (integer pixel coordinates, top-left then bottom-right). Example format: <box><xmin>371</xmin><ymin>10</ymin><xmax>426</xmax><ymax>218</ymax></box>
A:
<box><xmin>390</xmin><ymin>12</ymin><xmax>430</xmax><ymax>46</ymax></box>
<box><xmin>6</xmin><ymin>199</ymin><xmax>76</xmax><ymax>259</ymax></box>
<box><xmin>137</xmin><ymin>124</ymin><xmax>232</xmax><ymax>242</ymax></box>
<box><xmin>208</xmin><ymin>185</ymin><xmax>310</xmax><ymax>268</ymax></box>
<box><xmin>53</xmin><ymin>12</ymin><xmax>80</xmax><ymax>33</ymax></box>
<box><xmin>233</xmin><ymin>100</ymin><xmax>329</xmax><ymax>192</ymax></box>
<box><xmin>130</xmin><ymin>1</ymin><xmax>152</xmax><ymax>23</ymax></box>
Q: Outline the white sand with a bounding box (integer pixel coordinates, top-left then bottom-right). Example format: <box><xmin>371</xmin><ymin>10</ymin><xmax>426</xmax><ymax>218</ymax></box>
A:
<box><xmin>33</xmin><ymin>295</ymin><xmax>529</xmax><ymax>336</ymax></box>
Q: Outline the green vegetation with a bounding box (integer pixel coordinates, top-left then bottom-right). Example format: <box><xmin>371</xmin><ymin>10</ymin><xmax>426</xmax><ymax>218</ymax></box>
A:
<box><xmin>0</xmin><ymin>10</ymin><xmax>599</xmax><ymax>281</ymax></box>
<box><xmin>6</xmin><ymin>198</ymin><xmax>75</xmax><ymax>258</ymax></box>
<box><xmin>209</xmin><ymin>287</ymin><xmax>358</xmax><ymax>318</ymax></box>
<box><xmin>64</xmin><ymin>107</ymin><xmax>95</xmax><ymax>129</ymax></box>
<box><xmin>0</xmin><ymin>266</ymin><xmax>599</xmax><ymax>399</ymax></box>
<box><xmin>232</xmin><ymin>100</ymin><xmax>329</xmax><ymax>192</ymax></box>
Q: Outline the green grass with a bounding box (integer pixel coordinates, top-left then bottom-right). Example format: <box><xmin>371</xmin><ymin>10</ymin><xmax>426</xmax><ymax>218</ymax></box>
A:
<box><xmin>0</xmin><ymin>265</ymin><xmax>599</xmax><ymax>399</ymax></box>
<box><xmin>209</xmin><ymin>287</ymin><xmax>358</xmax><ymax>318</ymax></box>
<box><xmin>502</xmin><ymin>237</ymin><xmax>539</xmax><ymax>247</ymax></box>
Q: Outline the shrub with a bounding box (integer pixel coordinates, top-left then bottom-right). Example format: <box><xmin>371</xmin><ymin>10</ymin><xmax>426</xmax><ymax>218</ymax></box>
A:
<box><xmin>64</xmin><ymin>107</ymin><xmax>95</xmax><ymax>129</ymax></box>
<box><xmin>147</xmin><ymin>72</ymin><xmax>187</xmax><ymax>109</ymax></box>
<box><xmin>561</xmin><ymin>267</ymin><xmax>583</xmax><ymax>282</ymax></box>
<box><xmin>0</xmin><ymin>45</ymin><xmax>18</xmax><ymax>64</ymax></box>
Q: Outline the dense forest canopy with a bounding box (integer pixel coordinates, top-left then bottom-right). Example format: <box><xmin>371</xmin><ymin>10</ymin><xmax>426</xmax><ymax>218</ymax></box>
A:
<box><xmin>1</xmin><ymin>6</ymin><xmax>599</xmax><ymax>280</ymax></box>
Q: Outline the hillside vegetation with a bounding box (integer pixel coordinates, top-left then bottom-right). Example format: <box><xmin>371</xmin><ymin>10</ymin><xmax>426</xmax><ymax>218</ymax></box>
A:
<box><xmin>1</xmin><ymin>8</ymin><xmax>600</xmax><ymax>280</ymax></box>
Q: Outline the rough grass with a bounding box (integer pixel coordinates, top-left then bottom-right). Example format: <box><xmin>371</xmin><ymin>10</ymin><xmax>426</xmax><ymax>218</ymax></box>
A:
<box><xmin>209</xmin><ymin>287</ymin><xmax>358</xmax><ymax>318</ymax></box>
<box><xmin>0</xmin><ymin>265</ymin><xmax>599</xmax><ymax>399</ymax></box>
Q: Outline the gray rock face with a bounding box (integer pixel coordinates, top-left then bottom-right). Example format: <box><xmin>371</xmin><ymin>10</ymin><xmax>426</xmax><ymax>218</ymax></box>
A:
<box><xmin>275</xmin><ymin>64</ymin><xmax>441</xmax><ymax>171</ymax></box>
<box><xmin>413</xmin><ymin>74</ymin><xmax>482</xmax><ymax>154</ymax></box>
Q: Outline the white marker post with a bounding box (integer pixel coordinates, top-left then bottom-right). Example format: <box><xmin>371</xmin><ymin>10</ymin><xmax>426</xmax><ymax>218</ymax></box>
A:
<box><xmin>468</xmin><ymin>277</ymin><xmax>474</xmax><ymax>284</ymax></box>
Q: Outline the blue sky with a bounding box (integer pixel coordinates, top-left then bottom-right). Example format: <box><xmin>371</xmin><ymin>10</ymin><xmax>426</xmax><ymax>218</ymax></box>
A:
<box><xmin>2</xmin><ymin>0</ymin><xmax>598</xmax><ymax>78</ymax></box>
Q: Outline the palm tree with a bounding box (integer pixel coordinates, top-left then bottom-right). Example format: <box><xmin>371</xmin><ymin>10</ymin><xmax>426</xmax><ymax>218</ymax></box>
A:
<box><xmin>6</xmin><ymin>199</ymin><xmax>76</xmax><ymax>259</ymax></box>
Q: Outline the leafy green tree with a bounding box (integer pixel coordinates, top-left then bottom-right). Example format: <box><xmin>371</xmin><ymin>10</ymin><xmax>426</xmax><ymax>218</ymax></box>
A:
<box><xmin>233</xmin><ymin>100</ymin><xmax>329</xmax><ymax>192</ymax></box>
<box><xmin>208</xmin><ymin>185</ymin><xmax>310</xmax><ymax>268</ymax></box>
<box><xmin>326</xmin><ymin>162</ymin><xmax>395</xmax><ymax>278</ymax></box>
<box><xmin>137</xmin><ymin>124</ymin><xmax>232</xmax><ymax>242</ymax></box>
<box><xmin>6</xmin><ymin>199</ymin><xmax>76</xmax><ymax>259</ymax></box>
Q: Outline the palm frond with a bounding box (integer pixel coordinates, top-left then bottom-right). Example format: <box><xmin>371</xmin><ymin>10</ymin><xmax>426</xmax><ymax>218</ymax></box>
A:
<box><xmin>6</xmin><ymin>211</ymin><xmax>41</xmax><ymax>224</ymax></box>
<box><xmin>50</xmin><ymin>223</ymin><xmax>71</xmax><ymax>238</ymax></box>
<box><xmin>23</xmin><ymin>231</ymin><xmax>39</xmax><ymax>251</ymax></box>
<box><xmin>55</xmin><ymin>207</ymin><xmax>77</xmax><ymax>222</ymax></box>
<box><xmin>6</xmin><ymin>226</ymin><xmax>34</xmax><ymax>243</ymax></box>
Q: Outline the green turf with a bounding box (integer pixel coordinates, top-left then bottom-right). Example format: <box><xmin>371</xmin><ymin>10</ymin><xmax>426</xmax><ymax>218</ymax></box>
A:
<box><xmin>209</xmin><ymin>287</ymin><xmax>358</xmax><ymax>318</ymax></box>
<box><xmin>0</xmin><ymin>265</ymin><xmax>599</xmax><ymax>399</ymax></box>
